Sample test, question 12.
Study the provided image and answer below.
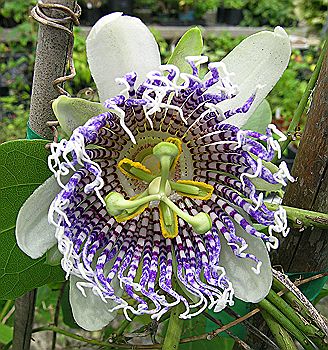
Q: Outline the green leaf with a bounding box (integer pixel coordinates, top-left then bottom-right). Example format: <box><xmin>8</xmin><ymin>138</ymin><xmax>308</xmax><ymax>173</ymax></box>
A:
<box><xmin>313</xmin><ymin>287</ymin><xmax>328</xmax><ymax>305</ymax></box>
<box><xmin>0</xmin><ymin>324</ymin><xmax>13</xmax><ymax>345</ymax></box>
<box><xmin>167</xmin><ymin>27</ymin><xmax>203</xmax><ymax>75</ymax></box>
<box><xmin>52</xmin><ymin>95</ymin><xmax>107</xmax><ymax>136</ymax></box>
<box><xmin>241</xmin><ymin>99</ymin><xmax>272</xmax><ymax>134</ymax></box>
<box><xmin>0</xmin><ymin>140</ymin><xmax>64</xmax><ymax>300</ymax></box>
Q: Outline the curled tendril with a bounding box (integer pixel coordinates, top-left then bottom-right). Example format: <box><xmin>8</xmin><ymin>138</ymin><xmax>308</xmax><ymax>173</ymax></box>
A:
<box><xmin>31</xmin><ymin>0</ymin><xmax>81</xmax><ymax>96</ymax></box>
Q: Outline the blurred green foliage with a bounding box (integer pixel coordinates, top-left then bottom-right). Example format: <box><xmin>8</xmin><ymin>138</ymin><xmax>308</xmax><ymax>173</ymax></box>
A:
<box><xmin>134</xmin><ymin>0</ymin><xmax>222</xmax><ymax>18</ymax></box>
<box><xmin>241</xmin><ymin>0</ymin><xmax>298</xmax><ymax>27</ymax></box>
<box><xmin>134</xmin><ymin>0</ymin><xmax>300</xmax><ymax>25</ymax></box>
<box><xmin>295</xmin><ymin>0</ymin><xmax>328</xmax><ymax>33</ymax></box>
<box><xmin>0</xmin><ymin>0</ymin><xmax>35</xmax><ymax>26</ymax></box>
<box><xmin>0</xmin><ymin>27</ymin><xmax>319</xmax><ymax>143</ymax></box>
<box><xmin>0</xmin><ymin>25</ymin><xmax>92</xmax><ymax>143</ymax></box>
<box><xmin>0</xmin><ymin>0</ymin><xmax>323</xmax><ymax>143</ymax></box>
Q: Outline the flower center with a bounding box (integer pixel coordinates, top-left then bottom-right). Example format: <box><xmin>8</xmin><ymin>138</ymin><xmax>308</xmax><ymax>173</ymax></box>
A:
<box><xmin>104</xmin><ymin>138</ymin><xmax>213</xmax><ymax>238</ymax></box>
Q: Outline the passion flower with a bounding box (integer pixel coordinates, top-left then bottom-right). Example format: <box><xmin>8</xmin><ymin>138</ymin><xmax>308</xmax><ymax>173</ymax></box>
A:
<box><xmin>16</xmin><ymin>13</ymin><xmax>293</xmax><ymax>331</ymax></box>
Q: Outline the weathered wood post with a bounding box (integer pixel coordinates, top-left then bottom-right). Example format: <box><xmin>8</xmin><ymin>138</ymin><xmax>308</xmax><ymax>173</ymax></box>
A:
<box><xmin>28</xmin><ymin>0</ymin><xmax>77</xmax><ymax>139</ymax></box>
<box><xmin>12</xmin><ymin>1</ymin><xmax>77</xmax><ymax>349</ymax></box>
<box><xmin>271</xmin><ymin>47</ymin><xmax>328</xmax><ymax>281</ymax></box>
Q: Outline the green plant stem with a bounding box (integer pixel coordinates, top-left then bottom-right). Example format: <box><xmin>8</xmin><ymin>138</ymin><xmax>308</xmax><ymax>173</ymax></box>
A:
<box><xmin>273</xmin><ymin>270</ymin><xmax>328</xmax><ymax>339</ymax></box>
<box><xmin>272</xmin><ymin>277</ymin><xmax>328</xmax><ymax>349</ymax></box>
<box><xmin>116</xmin><ymin>318</ymin><xmax>132</xmax><ymax>338</ymax></box>
<box><xmin>225</xmin><ymin>308</ymin><xmax>280</xmax><ymax>350</ymax></box>
<box><xmin>272</xmin><ymin>278</ymin><xmax>311</xmax><ymax>320</ymax></box>
<box><xmin>262</xmin><ymin>310</ymin><xmax>298</xmax><ymax>350</ymax></box>
<box><xmin>0</xmin><ymin>300</ymin><xmax>14</xmax><ymax>323</ymax></box>
<box><xmin>274</xmin><ymin>38</ymin><xmax>328</xmax><ymax>162</ymax></box>
<box><xmin>264</xmin><ymin>203</ymin><xmax>328</xmax><ymax>229</ymax></box>
<box><xmin>258</xmin><ymin>299</ymin><xmax>313</xmax><ymax>350</ymax></box>
<box><xmin>32</xmin><ymin>326</ymin><xmax>162</xmax><ymax>349</ymax></box>
<box><xmin>162</xmin><ymin>302</ymin><xmax>185</xmax><ymax>350</ymax></box>
<box><xmin>266</xmin><ymin>290</ymin><xmax>320</xmax><ymax>337</ymax></box>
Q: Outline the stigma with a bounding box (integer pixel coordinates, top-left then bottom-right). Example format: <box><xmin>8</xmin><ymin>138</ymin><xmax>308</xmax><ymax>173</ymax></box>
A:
<box><xmin>105</xmin><ymin>139</ymin><xmax>213</xmax><ymax>238</ymax></box>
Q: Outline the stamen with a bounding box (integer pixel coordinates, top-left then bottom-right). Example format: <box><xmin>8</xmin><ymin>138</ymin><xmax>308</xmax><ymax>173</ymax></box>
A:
<box><xmin>186</xmin><ymin>55</ymin><xmax>208</xmax><ymax>76</ymax></box>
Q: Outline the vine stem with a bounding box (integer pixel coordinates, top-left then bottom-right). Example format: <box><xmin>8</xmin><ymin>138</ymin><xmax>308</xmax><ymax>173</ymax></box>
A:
<box><xmin>262</xmin><ymin>311</ymin><xmax>297</xmax><ymax>350</ymax></box>
<box><xmin>180</xmin><ymin>272</ymin><xmax>327</xmax><ymax>344</ymax></box>
<box><xmin>264</xmin><ymin>203</ymin><xmax>328</xmax><ymax>229</ymax></box>
<box><xmin>0</xmin><ymin>300</ymin><xmax>14</xmax><ymax>323</ymax></box>
<box><xmin>274</xmin><ymin>38</ymin><xmax>328</xmax><ymax>162</ymax></box>
<box><xmin>272</xmin><ymin>269</ymin><xmax>328</xmax><ymax>338</ymax></box>
<box><xmin>203</xmin><ymin>312</ymin><xmax>253</xmax><ymax>350</ymax></box>
<box><xmin>266</xmin><ymin>290</ymin><xmax>320</xmax><ymax>338</ymax></box>
<box><xmin>224</xmin><ymin>308</ymin><xmax>280</xmax><ymax>349</ymax></box>
<box><xmin>32</xmin><ymin>326</ymin><xmax>162</xmax><ymax>349</ymax></box>
<box><xmin>51</xmin><ymin>282</ymin><xmax>67</xmax><ymax>350</ymax></box>
<box><xmin>265</xmin><ymin>289</ymin><xmax>327</xmax><ymax>349</ymax></box>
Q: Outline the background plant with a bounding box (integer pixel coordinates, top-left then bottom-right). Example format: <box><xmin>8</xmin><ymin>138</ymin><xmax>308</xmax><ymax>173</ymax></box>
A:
<box><xmin>295</xmin><ymin>0</ymin><xmax>328</xmax><ymax>34</ymax></box>
<box><xmin>241</xmin><ymin>0</ymin><xmax>298</xmax><ymax>27</ymax></box>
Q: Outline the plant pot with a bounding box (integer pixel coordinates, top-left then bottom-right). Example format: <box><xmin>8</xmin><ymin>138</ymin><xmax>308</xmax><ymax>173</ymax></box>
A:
<box><xmin>224</xmin><ymin>8</ymin><xmax>243</xmax><ymax>25</ymax></box>
<box><xmin>217</xmin><ymin>6</ymin><xmax>226</xmax><ymax>24</ymax></box>
<box><xmin>0</xmin><ymin>16</ymin><xmax>18</xmax><ymax>28</ymax></box>
<box><xmin>109</xmin><ymin>0</ymin><xmax>134</xmax><ymax>15</ymax></box>
<box><xmin>204</xmin><ymin>9</ymin><xmax>218</xmax><ymax>26</ymax></box>
<box><xmin>79</xmin><ymin>7</ymin><xmax>102</xmax><ymax>26</ymax></box>
<box><xmin>133</xmin><ymin>8</ymin><xmax>153</xmax><ymax>24</ymax></box>
<box><xmin>178</xmin><ymin>10</ymin><xmax>195</xmax><ymax>25</ymax></box>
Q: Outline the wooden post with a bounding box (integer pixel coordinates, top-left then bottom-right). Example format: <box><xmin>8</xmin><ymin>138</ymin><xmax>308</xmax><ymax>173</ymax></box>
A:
<box><xmin>12</xmin><ymin>1</ymin><xmax>76</xmax><ymax>349</ymax></box>
<box><xmin>271</xmin><ymin>47</ymin><xmax>328</xmax><ymax>274</ymax></box>
<box><xmin>28</xmin><ymin>0</ymin><xmax>76</xmax><ymax>139</ymax></box>
<box><xmin>12</xmin><ymin>291</ymin><xmax>37</xmax><ymax>350</ymax></box>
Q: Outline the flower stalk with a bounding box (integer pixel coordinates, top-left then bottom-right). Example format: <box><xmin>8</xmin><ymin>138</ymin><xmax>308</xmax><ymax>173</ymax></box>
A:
<box><xmin>162</xmin><ymin>302</ymin><xmax>185</xmax><ymax>350</ymax></box>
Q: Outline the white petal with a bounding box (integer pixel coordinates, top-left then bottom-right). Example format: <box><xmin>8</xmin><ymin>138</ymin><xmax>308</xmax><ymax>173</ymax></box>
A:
<box><xmin>69</xmin><ymin>276</ymin><xmax>118</xmax><ymax>331</ymax></box>
<box><xmin>214</xmin><ymin>27</ymin><xmax>291</xmax><ymax>127</ymax></box>
<box><xmin>219</xmin><ymin>225</ymin><xmax>272</xmax><ymax>303</ymax></box>
<box><xmin>86</xmin><ymin>12</ymin><xmax>161</xmax><ymax>102</ymax></box>
<box><xmin>16</xmin><ymin>174</ymin><xmax>70</xmax><ymax>259</ymax></box>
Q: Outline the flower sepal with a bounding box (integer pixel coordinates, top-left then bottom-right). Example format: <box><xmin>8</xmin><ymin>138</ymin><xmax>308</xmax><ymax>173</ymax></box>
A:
<box><xmin>52</xmin><ymin>95</ymin><xmax>107</xmax><ymax>136</ymax></box>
